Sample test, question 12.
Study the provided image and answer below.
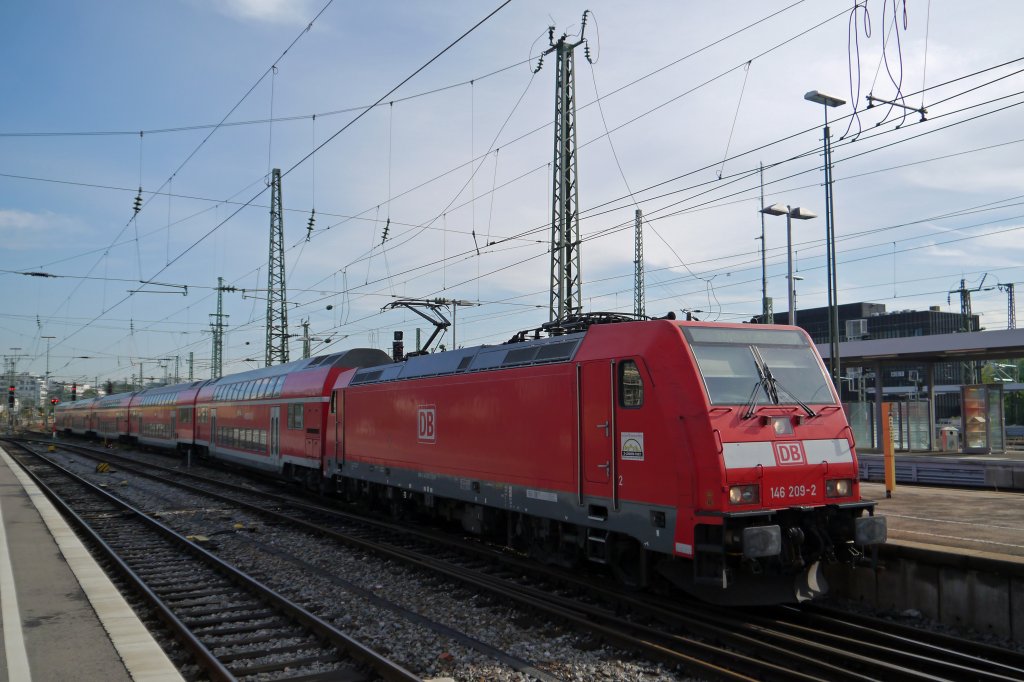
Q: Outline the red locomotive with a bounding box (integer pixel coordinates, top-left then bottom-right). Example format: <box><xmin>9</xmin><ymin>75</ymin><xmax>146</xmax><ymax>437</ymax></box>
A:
<box><xmin>56</xmin><ymin>316</ymin><xmax>885</xmax><ymax>602</ymax></box>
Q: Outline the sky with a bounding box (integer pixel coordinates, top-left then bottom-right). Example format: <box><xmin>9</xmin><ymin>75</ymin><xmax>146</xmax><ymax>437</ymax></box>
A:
<box><xmin>2</xmin><ymin>0</ymin><xmax>1023</xmax><ymax>387</ymax></box>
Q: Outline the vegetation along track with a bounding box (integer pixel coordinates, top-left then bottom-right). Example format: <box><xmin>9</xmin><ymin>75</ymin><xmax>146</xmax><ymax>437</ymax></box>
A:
<box><xmin>16</xmin><ymin>437</ymin><xmax>1024</xmax><ymax>682</ymax></box>
<box><xmin>4</xmin><ymin>438</ymin><xmax>418</xmax><ymax>682</ymax></box>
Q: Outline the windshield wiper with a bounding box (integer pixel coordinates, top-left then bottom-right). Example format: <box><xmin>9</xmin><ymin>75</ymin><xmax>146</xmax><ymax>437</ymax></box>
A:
<box><xmin>774</xmin><ymin>381</ymin><xmax>816</xmax><ymax>418</ymax></box>
<box><xmin>743</xmin><ymin>346</ymin><xmax>816</xmax><ymax>419</ymax></box>
<box><xmin>742</xmin><ymin>346</ymin><xmax>777</xmax><ymax>419</ymax></box>
<box><xmin>741</xmin><ymin>380</ymin><xmax>767</xmax><ymax>419</ymax></box>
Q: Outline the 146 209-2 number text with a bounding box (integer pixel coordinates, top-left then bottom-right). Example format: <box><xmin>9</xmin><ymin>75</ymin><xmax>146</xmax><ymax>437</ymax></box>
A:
<box><xmin>769</xmin><ymin>484</ymin><xmax>817</xmax><ymax>500</ymax></box>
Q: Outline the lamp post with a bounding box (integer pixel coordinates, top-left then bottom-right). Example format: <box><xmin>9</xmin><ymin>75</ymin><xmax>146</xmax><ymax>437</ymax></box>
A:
<box><xmin>761</xmin><ymin>204</ymin><xmax>817</xmax><ymax>326</ymax></box>
<box><xmin>42</xmin><ymin>336</ymin><xmax>55</xmax><ymax>431</ymax></box>
<box><xmin>804</xmin><ymin>89</ymin><xmax>846</xmax><ymax>385</ymax></box>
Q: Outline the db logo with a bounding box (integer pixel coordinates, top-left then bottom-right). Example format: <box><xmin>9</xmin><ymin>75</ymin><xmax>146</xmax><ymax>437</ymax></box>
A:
<box><xmin>773</xmin><ymin>441</ymin><xmax>807</xmax><ymax>466</ymax></box>
<box><xmin>417</xmin><ymin>406</ymin><xmax>436</xmax><ymax>443</ymax></box>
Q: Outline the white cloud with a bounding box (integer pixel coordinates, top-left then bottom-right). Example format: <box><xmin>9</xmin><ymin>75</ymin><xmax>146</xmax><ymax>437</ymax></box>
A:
<box><xmin>205</xmin><ymin>0</ymin><xmax>317</xmax><ymax>25</ymax></box>
<box><xmin>0</xmin><ymin>209</ymin><xmax>86</xmax><ymax>251</ymax></box>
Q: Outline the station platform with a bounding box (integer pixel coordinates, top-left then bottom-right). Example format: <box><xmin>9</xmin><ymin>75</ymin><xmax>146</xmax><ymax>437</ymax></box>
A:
<box><xmin>858</xmin><ymin>448</ymin><xmax>1024</xmax><ymax>490</ymax></box>
<box><xmin>0</xmin><ymin>446</ymin><xmax>182</xmax><ymax>681</ymax></box>
<box><xmin>861</xmin><ymin>480</ymin><xmax>1024</xmax><ymax>562</ymax></box>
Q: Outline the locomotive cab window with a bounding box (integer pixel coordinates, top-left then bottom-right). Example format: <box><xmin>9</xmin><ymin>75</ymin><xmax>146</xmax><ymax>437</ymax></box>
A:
<box><xmin>683</xmin><ymin>326</ymin><xmax>836</xmax><ymax>406</ymax></box>
<box><xmin>619</xmin><ymin>360</ymin><xmax>644</xmax><ymax>408</ymax></box>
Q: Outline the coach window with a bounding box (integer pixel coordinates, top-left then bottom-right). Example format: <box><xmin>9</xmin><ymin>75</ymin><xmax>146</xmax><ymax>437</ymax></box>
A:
<box><xmin>619</xmin><ymin>360</ymin><xmax>644</xmax><ymax>408</ymax></box>
<box><xmin>287</xmin><ymin>403</ymin><xmax>304</xmax><ymax>429</ymax></box>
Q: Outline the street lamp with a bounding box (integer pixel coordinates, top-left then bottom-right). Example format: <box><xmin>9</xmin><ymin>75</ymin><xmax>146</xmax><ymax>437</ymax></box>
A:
<box><xmin>805</xmin><ymin>89</ymin><xmax>846</xmax><ymax>385</ymax></box>
<box><xmin>42</xmin><ymin>336</ymin><xmax>55</xmax><ymax>430</ymax></box>
<box><xmin>761</xmin><ymin>204</ymin><xmax>817</xmax><ymax>326</ymax></box>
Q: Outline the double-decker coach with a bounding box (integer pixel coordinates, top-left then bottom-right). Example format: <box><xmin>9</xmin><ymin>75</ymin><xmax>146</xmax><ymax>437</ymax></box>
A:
<box><xmin>91</xmin><ymin>392</ymin><xmax>135</xmax><ymax>443</ymax></box>
<box><xmin>60</xmin><ymin>396</ymin><xmax>97</xmax><ymax>436</ymax></box>
<box><xmin>130</xmin><ymin>381</ymin><xmax>209</xmax><ymax>451</ymax></box>
<box><xmin>193</xmin><ymin>349</ymin><xmax>390</xmax><ymax>484</ymax></box>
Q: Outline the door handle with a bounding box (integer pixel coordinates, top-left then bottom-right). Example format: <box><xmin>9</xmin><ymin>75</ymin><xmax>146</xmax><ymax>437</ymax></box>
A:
<box><xmin>595</xmin><ymin>421</ymin><xmax>609</xmax><ymax>436</ymax></box>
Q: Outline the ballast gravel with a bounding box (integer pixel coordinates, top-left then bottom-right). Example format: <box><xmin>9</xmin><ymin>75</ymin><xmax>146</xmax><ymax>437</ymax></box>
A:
<box><xmin>71</xmin><ymin>457</ymin><xmax>696</xmax><ymax>681</ymax></box>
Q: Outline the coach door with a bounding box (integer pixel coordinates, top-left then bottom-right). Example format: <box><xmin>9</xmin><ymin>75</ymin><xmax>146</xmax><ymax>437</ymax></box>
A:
<box><xmin>333</xmin><ymin>390</ymin><xmax>344</xmax><ymax>469</ymax></box>
<box><xmin>580</xmin><ymin>361</ymin><xmax>617</xmax><ymax>508</ymax></box>
<box><xmin>210</xmin><ymin>409</ymin><xmax>217</xmax><ymax>448</ymax></box>
<box><xmin>269</xmin><ymin>406</ymin><xmax>281</xmax><ymax>465</ymax></box>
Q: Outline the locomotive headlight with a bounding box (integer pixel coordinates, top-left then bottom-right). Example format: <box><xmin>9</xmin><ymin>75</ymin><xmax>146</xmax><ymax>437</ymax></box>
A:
<box><xmin>728</xmin><ymin>484</ymin><xmax>760</xmax><ymax>505</ymax></box>
<box><xmin>771</xmin><ymin>416</ymin><xmax>793</xmax><ymax>435</ymax></box>
<box><xmin>760</xmin><ymin>415</ymin><xmax>794</xmax><ymax>435</ymax></box>
<box><xmin>825</xmin><ymin>478</ymin><xmax>853</xmax><ymax>498</ymax></box>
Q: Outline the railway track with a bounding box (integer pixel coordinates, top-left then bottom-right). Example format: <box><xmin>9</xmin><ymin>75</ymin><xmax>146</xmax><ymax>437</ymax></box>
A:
<box><xmin>16</xmin><ymin>438</ymin><xmax>1024</xmax><ymax>681</ymax></box>
<box><xmin>4</xmin><ymin>439</ymin><xmax>418</xmax><ymax>682</ymax></box>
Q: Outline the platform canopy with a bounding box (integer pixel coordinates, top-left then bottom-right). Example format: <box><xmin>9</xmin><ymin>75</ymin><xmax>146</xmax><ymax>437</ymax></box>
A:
<box><xmin>817</xmin><ymin>328</ymin><xmax>1024</xmax><ymax>365</ymax></box>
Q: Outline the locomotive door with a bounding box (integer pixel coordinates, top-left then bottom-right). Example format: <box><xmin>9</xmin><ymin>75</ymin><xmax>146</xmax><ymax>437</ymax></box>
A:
<box><xmin>269</xmin><ymin>406</ymin><xmax>281</xmax><ymax>465</ymax></box>
<box><xmin>580</xmin><ymin>361</ymin><xmax>617</xmax><ymax>505</ymax></box>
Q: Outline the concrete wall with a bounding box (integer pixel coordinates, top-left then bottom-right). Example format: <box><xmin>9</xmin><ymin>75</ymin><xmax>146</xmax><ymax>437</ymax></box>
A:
<box><xmin>827</xmin><ymin>544</ymin><xmax>1024</xmax><ymax>642</ymax></box>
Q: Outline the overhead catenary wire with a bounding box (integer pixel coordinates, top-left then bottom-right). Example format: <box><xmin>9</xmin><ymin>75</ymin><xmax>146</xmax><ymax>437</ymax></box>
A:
<box><xmin>7</xmin><ymin>19</ymin><xmax>1015</xmax><ymax>287</ymax></box>
<box><xmin>32</xmin><ymin>77</ymin><xmax>1024</xmax><ymax>376</ymax></box>
<box><xmin>18</xmin><ymin>7</ymin><xmax>1024</xmax><ymax>374</ymax></box>
<box><xmin>9</xmin><ymin>65</ymin><xmax>1015</xmax><ymax>301</ymax></box>
<box><xmin>32</xmin><ymin>0</ymin><xmax>513</xmax><ymax>361</ymax></box>
<box><xmin>38</xmin><ymin>0</ymin><xmax>337</xmax><ymax>348</ymax></box>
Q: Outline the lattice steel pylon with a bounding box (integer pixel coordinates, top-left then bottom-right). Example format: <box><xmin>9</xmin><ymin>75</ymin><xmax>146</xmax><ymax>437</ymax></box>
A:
<box><xmin>266</xmin><ymin>168</ymin><xmax>290</xmax><ymax>366</ymax></box>
<box><xmin>1000</xmin><ymin>282</ymin><xmax>1016</xmax><ymax>330</ymax></box>
<box><xmin>536</xmin><ymin>15</ymin><xmax>591</xmax><ymax>323</ymax></box>
<box><xmin>209</xmin><ymin>276</ymin><xmax>230</xmax><ymax>380</ymax></box>
<box><xmin>634</xmin><ymin>209</ymin><xmax>645</xmax><ymax>317</ymax></box>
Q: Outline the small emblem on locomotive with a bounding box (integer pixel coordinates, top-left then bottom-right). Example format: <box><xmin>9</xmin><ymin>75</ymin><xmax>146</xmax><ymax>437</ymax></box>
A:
<box><xmin>620</xmin><ymin>432</ymin><xmax>644</xmax><ymax>460</ymax></box>
<box><xmin>773</xmin><ymin>441</ymin><xmax>807</xmax><ymax>466</ymax></box>
<box><xmin>417</xmin><ymin>405</ymin><xmax>436</xmax><ymax>443</ymax></box>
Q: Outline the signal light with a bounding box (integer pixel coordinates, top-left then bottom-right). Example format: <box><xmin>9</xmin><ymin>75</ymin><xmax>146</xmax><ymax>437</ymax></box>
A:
<box><xmin>50</xmin><ymin>397</ymin><xmax>59</xmax><ymax>405</ymax></box>
<box><xmin>71</xmin><ymin>382</ymin><xmax>77</xmax><ymax>401</ymax></box>
<box><xmin>7</xmin><ymin>385</ymin><xmax>14</xmax><ymax>407</ymax></box>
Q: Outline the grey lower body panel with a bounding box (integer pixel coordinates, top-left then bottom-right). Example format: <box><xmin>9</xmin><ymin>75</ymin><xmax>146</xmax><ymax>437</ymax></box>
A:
<box><xmin>137</xmin><ymin>435</ymin><xmax>177</xmax><ymax>449</ymax></box>
<box><xmin>339</xmin><ymin>460</ymin><xmax>677</xmax><ymax>555</ymax></box>
<box><xmin>209</xmin><ymin>445</ymin><xmax>280</xmax><ymax>473</ymax></box>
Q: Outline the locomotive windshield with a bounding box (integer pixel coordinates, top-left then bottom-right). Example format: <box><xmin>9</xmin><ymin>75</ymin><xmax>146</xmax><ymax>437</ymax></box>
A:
<box><xmin>683</xmin><ymin>327</ymin><xmax>836</xmax><ymax>406</ymax></box>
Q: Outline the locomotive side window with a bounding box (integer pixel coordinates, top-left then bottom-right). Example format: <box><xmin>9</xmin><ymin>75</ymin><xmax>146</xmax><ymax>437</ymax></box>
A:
<box><xmin>619</xmin><ymin>360</ymin><xmax>644</xmax><ymax>408</ymax></box>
